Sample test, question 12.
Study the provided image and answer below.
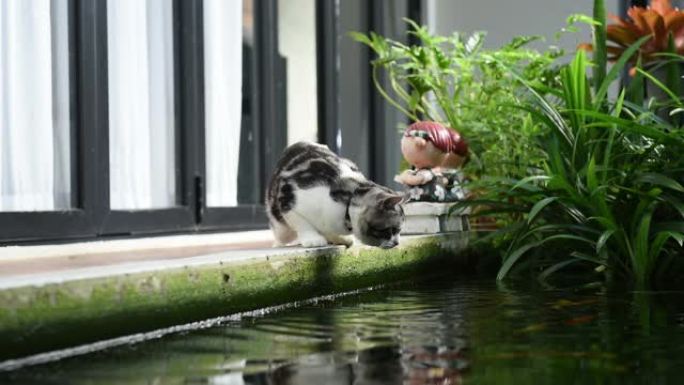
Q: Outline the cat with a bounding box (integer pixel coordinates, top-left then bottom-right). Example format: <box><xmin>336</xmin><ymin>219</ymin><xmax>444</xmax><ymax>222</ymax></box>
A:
<box><xmin>266</xmin><ymin>141</ymin><xmax>406</xmax><ymax>249</ymax></box>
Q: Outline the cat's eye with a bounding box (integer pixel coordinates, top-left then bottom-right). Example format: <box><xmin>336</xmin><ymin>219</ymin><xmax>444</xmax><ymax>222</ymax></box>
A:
<box><xmin>370</xmin><ymin>226</ymin><xmax>398</xmax><ymax>239</ymax></box>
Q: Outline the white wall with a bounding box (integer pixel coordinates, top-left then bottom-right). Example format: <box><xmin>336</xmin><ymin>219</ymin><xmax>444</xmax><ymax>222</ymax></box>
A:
<box><xmin>426</xmin><ymin>0</ymin><xmax>618</xmax><ymax>54</ymax></box>
<box><xmin>278</xmin><ymin>0</ymin><xmax>318</xmax><ymax>145</ymax></box>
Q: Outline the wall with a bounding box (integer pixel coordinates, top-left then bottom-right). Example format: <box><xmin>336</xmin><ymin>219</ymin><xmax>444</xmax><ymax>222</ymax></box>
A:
<box><xmin>426</xmin><ymin>0</ymin><xmax>619</xmax><ymax>53</ymax></box>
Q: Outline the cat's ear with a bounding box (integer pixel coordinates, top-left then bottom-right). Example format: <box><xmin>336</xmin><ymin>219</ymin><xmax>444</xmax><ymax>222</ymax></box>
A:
<box><xmin>382</xmin><ymin>194</ymin><xmax>406</xmax><ymax>210</ymax></box>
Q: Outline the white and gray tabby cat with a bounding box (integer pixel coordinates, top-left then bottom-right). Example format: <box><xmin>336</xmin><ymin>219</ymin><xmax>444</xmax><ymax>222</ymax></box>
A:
<box><xmin>266</xmin><ymin>141</ymin><xmax>405</xmax><ymax>249</ymax></box>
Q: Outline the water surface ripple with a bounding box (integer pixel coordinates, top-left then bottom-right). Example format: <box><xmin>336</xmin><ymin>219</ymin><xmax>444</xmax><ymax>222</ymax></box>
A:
<box><xmin>2</xmin><ymin>278</ymin><xmax>684</xmax><ymax>384</ymax></box>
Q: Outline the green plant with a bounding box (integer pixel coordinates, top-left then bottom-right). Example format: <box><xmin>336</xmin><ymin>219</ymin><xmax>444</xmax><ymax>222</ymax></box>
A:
<box><xmin>351</xmin><ymin>23</ymin><xmax>562</xmax><ymax>179</ymax></box>
<box><xmin>457</xmin><ymin>25</ymin><xmax>684</xmax><ymax>288</ymax></box>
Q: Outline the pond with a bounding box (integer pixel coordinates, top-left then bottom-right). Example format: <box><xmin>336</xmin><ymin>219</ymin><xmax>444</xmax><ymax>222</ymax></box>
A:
<box><xmin>2</xmin><ymin>276</ymin><xmax>684</xmax><ymax>384</ymax></box>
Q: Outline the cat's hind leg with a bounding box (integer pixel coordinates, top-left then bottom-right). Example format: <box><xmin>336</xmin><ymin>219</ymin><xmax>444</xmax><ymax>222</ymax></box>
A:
<box><xmin>283</xmin><ymin>211</ymin><xmax>328</xmax><ymax>248</ymax></box>
<box><xmin>269</xmin><ymin>218</ymin><xmax>297</xmax><ymax>247</ymax></box>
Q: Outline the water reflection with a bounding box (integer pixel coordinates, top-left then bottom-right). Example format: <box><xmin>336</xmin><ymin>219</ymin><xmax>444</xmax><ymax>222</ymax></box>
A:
<box><xmin>243</xmin><ymin>345</ymin><xmax>466</xmax><ymax>385</ymax></box>
<box><xmin>2</xmin><ymin>279</ymin><xmax>684</xmax><ymax>385</ymax></box>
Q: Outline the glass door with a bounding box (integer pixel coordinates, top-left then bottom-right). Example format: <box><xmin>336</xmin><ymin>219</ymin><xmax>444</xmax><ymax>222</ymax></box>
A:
<box><xmin>0</xmin><ymin>0</ymin><xmax>96</xmax><ymax>243</ymax></box>
<box><xmin>100</xmin><ymin>0</ymin><xmax>194</xmax><ymax>235</ymax></box>
<box><xmin>199</xmin><ymin>0</ymin><xmax>286</xmax><ymax>231</ymax></box>
<box><xmin>0</xmin><ymin>0</ymin><xmax>288</xmax><ymax>243</ymax></box>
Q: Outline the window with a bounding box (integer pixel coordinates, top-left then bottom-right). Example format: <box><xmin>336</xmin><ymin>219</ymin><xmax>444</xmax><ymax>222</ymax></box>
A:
<box><xmin>0</xmin><ymin>0</ymin><xmax>417</xmax><ymax>244</ymax></box>
<box><xmin>278</xmin><ymin>0</ymin><xmax>318</xmax><ymax>145</ymax></box>
<box><xmin>0</xmin><ymin>0</ymin><xmax>286</xmax><ymax>244</ymax></box>
<box><xmin>0</xmin><ymin>0</ymin><xmax>72</xmax><ymax>212</ymax></box>
<box><xmin>204</xmin><ymin>0</ymin><xmax>243</xmax><ymax>208</ymax></box>
<box><xmin>316</xmin><ymin>0</ymin><xmax>421</xmax><ymax>187</ymax></box>
<box><xmin>107</xmin><ymin>0</ymin><xmax>177</xmax><ymax>210</ymax></box>
<box><xmin>199</xmin><ymin>0</ymin><xmax>287</xmax><ymax>231</ymax></box>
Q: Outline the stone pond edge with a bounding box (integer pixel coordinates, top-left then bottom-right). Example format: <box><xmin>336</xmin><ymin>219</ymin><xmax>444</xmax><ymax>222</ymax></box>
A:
<box><xmin>0</xmin><ymin>233</ymin><xmax>471</xmax><ymax>362</ymax></box>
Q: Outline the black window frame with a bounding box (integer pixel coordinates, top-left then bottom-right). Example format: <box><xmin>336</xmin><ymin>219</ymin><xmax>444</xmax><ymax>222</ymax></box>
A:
<box><xmin>0</xmin><ymin>0</ymin><xmax>98</xmax><ymax>244</ymax></box>
<box><xmin>0</xmin><ymin>0</ymin><xmax>285</xmax><ymax>245</ymax></box>
<box><xmin>97</xmin><ymin>0</ymin><xmax>196</xmax><ymax>236</ymax></box>
<box><xmin>196</xmin><ymin>0</ymin><xmax>287</xmax><ymax>232</ymax></box>
<box><xmin>316</xmin><ymin>0</ymin><xmax>421</xmax><ymax>188</ymax></box>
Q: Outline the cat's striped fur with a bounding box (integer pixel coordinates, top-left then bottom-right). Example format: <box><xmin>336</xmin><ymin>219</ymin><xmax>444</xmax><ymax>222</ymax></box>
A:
<box><xmin>266</xmin><ymin>141</ymin><xmax>405</xmax><ymax>248</ymax></box>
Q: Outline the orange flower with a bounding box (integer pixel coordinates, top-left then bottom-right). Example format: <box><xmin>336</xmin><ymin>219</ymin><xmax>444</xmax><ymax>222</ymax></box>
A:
<box><xmin>603</xmin><ymin>0</ymin><xmax>684</xmax><ymax>62</ymax></box>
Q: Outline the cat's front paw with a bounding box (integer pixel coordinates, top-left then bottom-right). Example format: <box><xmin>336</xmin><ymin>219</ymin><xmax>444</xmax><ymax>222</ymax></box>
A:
<box><xmin>299</xmin><ymin>235</ymin><xmax>329</xmax><ymax>248</ymax></box>
<box><xmin>327</xmin><ymin>235</ymin><xmax>354</xmax><ymax>248</ymax></box>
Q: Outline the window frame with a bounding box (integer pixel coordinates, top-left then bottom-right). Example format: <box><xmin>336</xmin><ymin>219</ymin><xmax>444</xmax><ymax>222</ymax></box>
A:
<box><xmin>197</xmin><ymin>0</ymin><xmax>286</xmax><ymax>232</ymax></box>
<box><xmin>0</xmin><ymin>0</ymin><xmax>285</xmax><ymax>244</ymax></box>
<box><xmin>0</xmin><ymin>0</ymin><xmax>97</xmax><ymax>244</ymax></box>
<box><xmin>98</xmin><ymin>0</ymin><xmax>196</xmax><ymax>236</ymax></box>
<box><xmin>316</xmin><ymin>0</ymin><xmax>421</xmax><ymax>187</ymax></box>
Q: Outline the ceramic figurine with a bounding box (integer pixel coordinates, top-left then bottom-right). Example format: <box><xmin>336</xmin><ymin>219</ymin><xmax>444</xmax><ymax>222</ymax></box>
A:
<box><xmin>394</xmin><ymin>121</ymin><xmax>468</xmax><ymax>202</ymax></box>
<box><xmin>394</xmin><ymin>121</ymin><xmax>450</xmax><ymax>186</ymax></box>
<box><xmin>436</xmin><ymin>127</ymin><xmax>469</xmax><ymax>201</ymax></box>
<box><xmin>436</xmin><ymin>128</ymin><xmax>468</xmax><ymax>172</ymax></box>
<box><xmin>400</xmin><ymin>121</ymin><xmax>452</xmax><ymax>169</ymax></box>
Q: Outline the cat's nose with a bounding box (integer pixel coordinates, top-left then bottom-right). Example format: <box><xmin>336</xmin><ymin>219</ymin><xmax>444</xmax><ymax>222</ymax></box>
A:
<box><xmin>380</xmin><ymin>240</ymin><xmax>398</xmax><ymax>249</ymax></box>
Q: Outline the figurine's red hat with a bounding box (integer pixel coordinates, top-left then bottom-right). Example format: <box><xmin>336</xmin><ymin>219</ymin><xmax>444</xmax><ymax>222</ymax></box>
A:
<box><xmin>404</xmin><ymin>121</ymin><xmax>468</xmax><ymax>156</ymax></box>
<box><xmin>403</xmin><ymin>121</ymin><xmax>451</xmax><ymax>153</ymax></box>
<box><xmin>446</xmin><ymin>128</ymin><xmax>468</xmax><ymax>156</ymax></box>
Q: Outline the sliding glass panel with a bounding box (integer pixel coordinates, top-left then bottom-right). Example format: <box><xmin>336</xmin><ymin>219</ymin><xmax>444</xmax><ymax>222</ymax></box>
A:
<box><xmin>204</xmin><ymin>0</ymin><xmax>254</xmax><ymax>207</ymax></box>
<box><xmin>0</xmin><ymin>0</ymin><xmax>71</xmax><ymax>212</ymax></box>
<box><xmin>278</xmin><ymin>0</ymin><xmax>318</xmax><ymax>145</ymax></box>
<box><xmin>236</xmin><ymin>0</ymin><xmax>261</xmax><ymax>206</ymax></box>
<box><xmin>107</xmin><ymin>0</ymin><xmax>176</xmax><ymax>210</ymax></box>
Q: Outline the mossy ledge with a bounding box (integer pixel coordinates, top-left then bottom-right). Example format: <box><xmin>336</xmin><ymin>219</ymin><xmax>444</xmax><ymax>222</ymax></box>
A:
<box><xmin>0</xmin><ymin>233</ymin><xmax>469</xmax><ymax>361</ymax></box>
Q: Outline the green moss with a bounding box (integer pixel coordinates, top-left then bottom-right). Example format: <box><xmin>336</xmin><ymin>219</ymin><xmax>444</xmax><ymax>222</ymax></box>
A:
<box><xmin>0</xmin><ymin>234</ymin><xmax>469</xmax><ymax>361</ymax></box>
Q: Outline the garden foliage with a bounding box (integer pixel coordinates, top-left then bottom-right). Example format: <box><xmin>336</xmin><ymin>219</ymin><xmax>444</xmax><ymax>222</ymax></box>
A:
<box><xmin>350</xmin><ymin>23</ymin><xmax>561</xmax><ymax>179</ymax></box>
<box><xmin>356</xmin><ymin>0</ymin><xmax>684</xmax><ymax>287</ymax></box>
<box><xmin>459</xmin><ymin>0</ymin><xmax>684</xmax><ymax>288</ymax></box>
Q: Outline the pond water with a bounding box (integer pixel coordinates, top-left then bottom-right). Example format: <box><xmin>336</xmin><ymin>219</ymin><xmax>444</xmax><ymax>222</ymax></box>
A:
<box><xmin>2</xmin><ymin>276</ymin><xmax>684</xmax><ymax>385</ymax></box>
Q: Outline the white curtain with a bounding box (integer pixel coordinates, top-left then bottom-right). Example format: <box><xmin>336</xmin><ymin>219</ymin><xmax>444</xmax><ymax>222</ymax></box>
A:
<box><xmin>0</xmin><ymin>0</ymin><xmax>71</xmax><ymax>212</ymax></box>
<box><xmin>204</xmin><ymin>0</ymin><xmax>243</xmax><ymax>207</ymax></box>
<box><xmin>107</xmin><ymin>0</ymin><xmax>175</xmax><ymax>210</ymax></box>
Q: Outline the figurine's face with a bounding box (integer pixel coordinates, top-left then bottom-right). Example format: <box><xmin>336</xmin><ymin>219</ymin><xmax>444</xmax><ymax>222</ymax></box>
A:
<box><xmin>441</xmin><ymin>152</ymin><xmax>466</xmax><ymax>169</ymax></box>
<box><xmin>401</xmin><ymin>134</ymin><xmax>445</xmax><ymax>169</ymax></box>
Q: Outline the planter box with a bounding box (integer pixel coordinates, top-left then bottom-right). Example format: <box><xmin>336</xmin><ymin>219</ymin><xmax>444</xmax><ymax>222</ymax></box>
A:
<box><xmin>402</xmin><ymin>202</ymin><xmax>470</xmax><ymax>234</ymax></box>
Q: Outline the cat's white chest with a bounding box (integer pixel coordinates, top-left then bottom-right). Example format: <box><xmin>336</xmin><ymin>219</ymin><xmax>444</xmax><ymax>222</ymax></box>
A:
<box><xmin>293</xmin><ymin>186</ymin><xmax>349</xmax><ymax>236</ymax></box>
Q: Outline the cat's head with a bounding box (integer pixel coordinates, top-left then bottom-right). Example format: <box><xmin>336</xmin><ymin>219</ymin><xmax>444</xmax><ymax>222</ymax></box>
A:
<box><xmin>351</xmin><ymin>189</ymin><xmax>406</xmax><ymax>249</ymax></box>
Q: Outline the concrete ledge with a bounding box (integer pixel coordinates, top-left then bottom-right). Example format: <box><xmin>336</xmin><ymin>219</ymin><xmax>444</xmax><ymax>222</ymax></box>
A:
<box><xmin>0</xmin><ymin>230</ymin><xmax>274</xmax><ymax>276</ymax></box>
<box><xmin>0</xmin><ymin>233</ymin><xmax>469</xmax><ymax>361</ymax></box>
